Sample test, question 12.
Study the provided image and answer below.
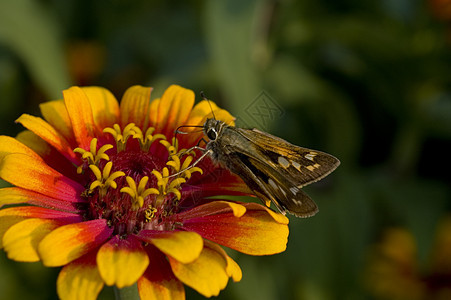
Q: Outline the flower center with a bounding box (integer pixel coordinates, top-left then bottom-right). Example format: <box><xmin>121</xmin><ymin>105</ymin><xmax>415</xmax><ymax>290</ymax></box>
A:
<box><xmin>74</xmin><ymin>123</ymin><xmax>202</xmax><ymax>236</ymax></box>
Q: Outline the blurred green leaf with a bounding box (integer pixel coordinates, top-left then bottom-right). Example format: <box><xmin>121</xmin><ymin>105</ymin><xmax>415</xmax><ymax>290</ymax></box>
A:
<box><xmin>205</xmin><ymin>0</ymin><xmax>264</xmax><ymax>126</ymax></box>
<box><xmin>0</xmin><ymin>0</ymin><xmax>71</xmax><ymax>98</ymax></box>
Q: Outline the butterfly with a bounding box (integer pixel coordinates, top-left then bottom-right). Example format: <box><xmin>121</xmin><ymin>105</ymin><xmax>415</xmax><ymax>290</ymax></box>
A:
<box><xmin>176</xmin><ymin>107</ymin><xmax>340</xmax><ymax>218</ymax></box>
<box><xmin>194</xmin><ymin>117</ymin><xmax>340</xmax><ymax>217</ymax></box>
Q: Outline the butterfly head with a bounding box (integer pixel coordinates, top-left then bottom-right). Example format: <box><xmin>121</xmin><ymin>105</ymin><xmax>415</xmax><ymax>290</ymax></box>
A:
<box><xmin>203</xmin><ymin>118</ymin><xmax>226</xmax><ymax>141</ymax></box>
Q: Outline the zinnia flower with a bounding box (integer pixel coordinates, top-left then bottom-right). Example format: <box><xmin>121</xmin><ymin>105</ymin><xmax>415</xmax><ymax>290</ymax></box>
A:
<box><xmin>366</xmin><ymin>217</ymin><xmax>451</xmax><ymax>300</ymax></box>
<box><xmin>0</xmin><ymin>85</ymin><xmax>289</xmax><ymax>300</ymax></box>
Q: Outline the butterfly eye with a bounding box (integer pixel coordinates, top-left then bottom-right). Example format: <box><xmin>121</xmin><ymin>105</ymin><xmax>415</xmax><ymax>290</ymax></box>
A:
<box><xmin>207</xmin><ymin>128</ymin><xmax>217</xmax><ymax>140</ymax></box>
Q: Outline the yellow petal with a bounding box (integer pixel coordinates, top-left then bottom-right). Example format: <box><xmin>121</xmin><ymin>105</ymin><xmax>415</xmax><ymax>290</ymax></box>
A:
<box><xmin>39</xmin><ymin>219</ymin><xmax>112</xmax><ymax>267</ymax></box>
<box><xmin>3</xmin><ymin>218</ymin><xmax>59</xmax><ymax>262</ymax></box>
<box><xmin>138</xmin><ymin>273</ymin><xmax>185</xmax><ymax>300</ymax></box>
<box><xmin>0</xmin><ymin>135</ymin><xmax>41</xmax><ymax>160</ymax></box>
<box><xmin>169</xmin><ymin>246</ymin><xmax>229</xmax><ymax>297</ymax></box>
<box><xmin>97</xmin><ymin>235</ymin><xmax>149</xmax><ymax>288</ymax></box>
<box><xmin>138</xmin><ymin>230</ymin><xmax>203</xmax><ymax>264</ymax></box>
<box><xmin>0</xmin><ymin>187</ymin><xmax>29</xmax><ymax>208</ymax></box>
<box><xmin>204</xmin><ymin>240</ymin><xmax>242</xmax><ymax>282</ymax></box>
<box><xmin>138</xmin><ymin>245</ymin><xmax>185</xmax><ymax>300</ymax></box>
<box><xmin>16</xmin><ymin>130</ymin><xmax>52</xmax><ymax>158</ymax></box>
<box><xmin>40</xmin><ymin>99</ymin><xmax>73</xmax><ymax>142</ymax></box>
<box><xmin>81</xmin><ymin>87</ymin><xmax>120</xmax><ymax>129</ymax></box>
<box><xmin>57</xmin><ymin>255</ymin><xmax>104</xmax><ymax>300</ymax></box>
<box><xmin>0</xmin><ymin>207</ymin><xmax>82</xmax><ymax>250</ymax></box>
<box><xmin>120</xmin><ymin>85</ymin><xmax>152</xmax><ymax>129</ymax></box>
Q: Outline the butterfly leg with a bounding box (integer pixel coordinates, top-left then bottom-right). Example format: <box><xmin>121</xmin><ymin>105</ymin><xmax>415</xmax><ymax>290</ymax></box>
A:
<box><xmin>165</xmin><ymin>146</ymin><xmax>212</xmax><ymax>178</ymax></box>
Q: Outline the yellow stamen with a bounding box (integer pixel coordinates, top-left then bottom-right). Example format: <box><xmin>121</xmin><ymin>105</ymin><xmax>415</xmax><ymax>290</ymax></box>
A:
<box><xmin>132</xmin><ymin>126</ymin><xmax>166</xmax><ymax>151</ymax></box>
<box><xmin>88</xmin><ymin>161</ymin><xmax>125</xmax><ymax>197</ymax></box>
<box><xmin>103</xmin><ymin>123</ymin><xmax>137</xmax><ymax>152</ymax></box>
<box><xmin>160</xmin><ymin>137</ymin><xmax>185</xmax><ymax>156</ymax></box>
<box><xmin>120</xmin><ymin>176</ymin><xmax>159</xmax><ymax>210</ymax></box>
<box><xmin>74</xmin><ymin>138</ymin><xmax>113</xmax><ymax>173</ymax></box>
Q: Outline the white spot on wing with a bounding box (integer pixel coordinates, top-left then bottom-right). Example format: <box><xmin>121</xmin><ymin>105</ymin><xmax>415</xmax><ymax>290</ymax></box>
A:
<box><xmin>304</xmin><ymin>152</ymin><xmax>317</xmax><ymax>161</ymax></box>
<box><xmin>306</xmin><ymin>165</ymin><xmax>315</xmax><ymax>171</ymax></box>
<box><xmin>278</xmin><ymin>156</ymin><xmax>290</xmax><ymax>168</ymax></box>
<box><xmin>292</xmin><ymin>161</ymin><xmax>302</xmax><ymax>171</ymax></box>
<box><xmin>290</xmin><ymin>187</ymin><xmax>299</xmax><ymax>195</ymax></box>
<box><xmin>280</xmin><ymin>188</ymin><xmax>287</xmax><ymax>197</ymax></box>
<box><xmin>292</xmin><ymin>198</ymin><xmax>302</xmax><ymax>205</ymax></box>
<box><xmin>268</xmin><ymin>179</ymin><xmax>278</xmax><ymax>190</ymax></box>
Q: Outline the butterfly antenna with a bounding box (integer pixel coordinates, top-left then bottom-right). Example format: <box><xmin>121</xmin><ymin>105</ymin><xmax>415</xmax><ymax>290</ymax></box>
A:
<box><xmin>200</xmin><ymin>91</ymin><xmax>216</xmax><ymax>120</ymax></box>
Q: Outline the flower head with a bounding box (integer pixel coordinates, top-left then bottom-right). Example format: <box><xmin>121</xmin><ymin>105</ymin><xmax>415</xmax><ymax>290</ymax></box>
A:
<box><xmin>366</xmin><ymin>217</ymin><xmax>451</xmax><ymax>300</ymax></box>
<box><xmin>0</xmin><ymin>85</ymin><xmax>289</xmax><ymax>299</ymax></box>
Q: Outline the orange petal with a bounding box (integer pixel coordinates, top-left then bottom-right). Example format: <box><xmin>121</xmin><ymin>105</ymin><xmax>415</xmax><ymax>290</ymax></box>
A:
<box><xmin>3</xmin><ymin>218</ymin><xmax>60</xmax><ymax>262</ymax></box>
<box><xmin>0</xmin><ymin>153</ymin><xmax>85</xmax><ymax>201</ymax></box>
<box><xmin>150</xmin><ymin>85</ymin><xmax>195</xmax><ymax>139</ymax></box>
<box><xmin>120</xmin><ymin>85</ymin><xmax>152</xmax><ymax>129</ymax></box>
<box><xmin>16</xmin><ymin>114</ymin><xmax>78</xmax><ymax>163</ymax></box>
<box><xmin>97</xmin><ymin>235</ymin><xmax>149</xmax><ymax>288</ymax></box>
<box><xmin>187</xmin><ymin>100</ymin><xmax>235</xmax><ymax>127</ymax></box>
<box><xmin>57</xmin><ymin>253</ymin><xmax>104</xmax><ymax>300</ymax></box>
<box><xmin>178</xmin><ymin>201</ymin><xmax>246</xmax><ymax>220</ymax></box>
<box><xmin>38</xmin><ymin>219</ymin><xmax>112</xmax><ymax>267</ymax></box>
<box><xmin>169</xmin><ymin>246</ymin><xmax>229</xmax><ymax>297</ymax></box>
<box><xmin>63</xmin><ymin>86</ymin><xmax>96</xmax><ymax>149</ymax></box>
<box><xmin>81</xmin><ymin>87</ymin><xmax>120</xmax><ymax>130</ymax></box>
<box><xmin>40</xmin><ymin>99</ymin><xmax>74</xmax><ymax>143</ymax></box>
<box><xmin>15</xmin><ymin>130</ymin><xmax>81</xmax><ymax>181</ymax></box>
<box><xmin>137</xmin><ymin>230</ymin><xmax>203</xmax><ymax>264</ymax></box>
<box><xmin>137</xmin><ymin>246</ymin><xmax>185</xmax><ymax>300</ymax></box>
<box><xmin>181</xmin><ymin>202</ymin><xmax>289</xmax><ymax>255</ymax></box>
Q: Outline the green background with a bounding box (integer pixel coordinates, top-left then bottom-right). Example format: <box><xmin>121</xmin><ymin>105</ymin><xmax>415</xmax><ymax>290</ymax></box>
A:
<box><xmin>0</xmin><ymin>0</ymin><xmax>450</xmax><ymax>299</ymax></box>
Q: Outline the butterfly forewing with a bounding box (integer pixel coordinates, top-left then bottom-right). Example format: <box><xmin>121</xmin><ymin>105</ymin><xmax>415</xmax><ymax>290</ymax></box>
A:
<box><xmin>237</xmin><ymin>127</ymin><xmax>340</xmax><ymax>187</ymax></box>
<box><xmin>202</xmin><ymin>118</ymin><xmax>340</xmax><ymax>217</ymax></box>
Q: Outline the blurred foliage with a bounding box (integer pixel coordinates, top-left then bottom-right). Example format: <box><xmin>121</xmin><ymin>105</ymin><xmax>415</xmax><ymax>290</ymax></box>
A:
<box><xmin>0</xmin><ymin>0</ymin><xmax>450</xmax><ymax>299</ymax></box>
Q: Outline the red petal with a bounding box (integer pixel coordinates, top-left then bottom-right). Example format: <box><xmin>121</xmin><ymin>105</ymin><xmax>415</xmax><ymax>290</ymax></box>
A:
<box><xmin>0</xmin><ymin>187</ymin><xmax>83</xmax><ymax>213</ymax></box>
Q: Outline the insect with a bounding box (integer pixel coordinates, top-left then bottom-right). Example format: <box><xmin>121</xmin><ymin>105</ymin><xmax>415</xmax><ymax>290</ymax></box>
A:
<box><xmin>176</xmin><ymin>97</ymin><xmax>340</xmax><ymax>218</ymax></box>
